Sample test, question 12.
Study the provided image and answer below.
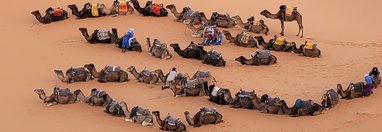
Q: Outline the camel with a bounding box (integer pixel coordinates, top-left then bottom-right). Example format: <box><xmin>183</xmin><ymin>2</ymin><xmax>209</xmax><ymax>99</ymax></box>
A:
<box><xmin>31</xmin><ymin>7</ymin><xmax>69</xmax><ymax>24</ymax></box>
<box><xmin>84</xmin><ymin>64</ymin><xmax>129</xmax><ymax>83</ymax></box>
<box><xmin>260</xmin><ymin>5</ymin><xmax>304</xmax><ymax>37</ymax></box>
<box><xmin>207</xmin><ymin>85</ymin><xmax>234</xmax><ymax>105</ymax></box>
<box><xmin>202</xmin><ymin>50</ymin><xmax>226</xmax><ymax>67</ymax></box>
<box><xmin>222</xmin><ymin>30</ymin><xmax>259</xmax><ymax>48</ymax></box>
<box><xmin>74</xmin><ymin>89</ymin><xmax>113</xmax><ymax>107</ymax></box>
<box><xmin>199</xmin><ymin>12</ymin><xmax>236</xmax><ymax>28</ymax></box>
<box><xmin>169</xmin><ymin>42</ymin><xmax>207</xmax><ymax>60</ymax></box>
<box><xmin>104</xmin><ymin>101</ymin><xmax>130</xmax><ymax>117</ymax></box>
<box><xmin>34</xmin><ymin>87</ymin><xmax>78</xmax><ymax>106</ymax></box>
<box><xmin>235</xmin><ymin>51</ymin><xmax>277</xmax><ymax>66</ymax></box>
<box><xmin>67</xmin><ymin>3</ymin><xmax>107</xmax><ymax>19</ymax></box>
<box><xmin>337</xmin><ymin>83</ymin><xmax>365</xmax><ymax>99</ymax></box>
<box><xmin>291</xmin><ymin>43</ymin><xmax>321</xmax><ymax>57</ymax></box>
<box><xmin>169</xmin><ymin>78</ymin><xmax>209</xmax><ymax>97</ymax></box>
<box><xmin>146</xmin><ymin>37</ymin><xmax>172</xmax><ymax>59</ymax></box>
<box><xmin>152</xmin><ymin>111</ymin><xmax>187</xmax><ymax>131</ymax></box>
<box><xmin>79</xmin><ymin>28</ymin><xmax>119</xmax><ymax>44</ymax></box>
<box><xmin>261</xmin><ymin>95</ymin><xmax>283</xmax><ymax>114</ymax></box>
<box><xmin>53</xmin><ymin>67</ymin><xmax>92</xmax><ymax>83</ymax></box>
<box><xmin>185</xmin><ymin>20</ymin><xmax>205</xmax><ymax>37</ymax></box>
<box><xmin>165</xmin><ymin>4</ymin><xmax>203</xmax><ymax>25</ymax></box>
<box><xmin>124</xmin><ymin>106</ymin><xmax>154</xmax><ymax>126</ymax></box>
<box><xmin>231</xmin><ymin>15</ymin><xmax>269</xmax><ymax>35</ymax></box>
<box><xmin>256</xmin><ymin>36</ymin><xmax>296</xmax><ymax>52</ymax></box>
<box><xmin>130</xmin><ymin>0</ymin><xmax>168</xmax><ymax>17</ymax></box>
<box><xmin>126</xmin><ymin>66</ymin><xmax>161</xmax><ymax>84</ymax></box>
<box><xmin>184</xmin><ymin>107</ymin><xmax>223</xmax><ymax>127</ymax></box>
<box><xmin>191</xmin><ymin>71</ymin><xmax>217</xmax><ymax>86</ymax></box>
<box><xmin>109</xmin><ymin>0</ymin><xmax>134</xmax><ymax>16</ymax></box>
<box><xmin>321</xmin><ymin>89</ymin><xmax>339</xmax><ymax>110</ymax></box>
<box><xmin>230</xmin><ymin>90</ymin><xmax>257</xmax><ymax>109</ymax></box>
<box><xmin>278</xmin><ymin>99</ymin><xmax>323</xmax><ymax>117</ymax></box>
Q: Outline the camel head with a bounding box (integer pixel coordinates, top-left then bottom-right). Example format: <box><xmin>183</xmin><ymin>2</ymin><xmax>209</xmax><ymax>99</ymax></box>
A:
<box><xmin>67</xmin><ymin>4</ymin><xmax>77</xmax><ymax>11</ymax></box>
<box><xmin>260</xmin><ymin>10</ymin><xmax>270</xmax><ymax>17</ymax></box>
<box><xmin>165</xmin><ymin>4</ymin><xmax>175</xmax><ymax>10</ymax></box>
<box><xmin>84</xmin><ymin>63</ymin><xmax>95</xmax><ymax>69</ymax></box>
<box><xmin>235</xmin><ymin>56</ymin><xmax>245</xmax><ymax>62</ymax></box>
<box><xmin>184</xmin><ymin>111</ymin><xmax>190</xmax><ymax>116</ymax></box>
<box><xmin>34</xmin><ymin>89</ymin><xmax>46</xmax><ymax>96</ymax></box>
<box><xmin>78</xmin><ymin>27</ymin><xmax>87</xmax><ymax>33</ymax></box>
<box><xmin>321</xmin><ymin>93</ymin><xmax>330</xmax><ymax>110</ymax></box>
<box><xmin>31</xmin><ymin>10</ymin><xmax>41</xmax><ymax>16</ymax></box>
<box><xmin>54</xmin><ymin>70</ymin><xmax>63</xmax><ymax>75</ymax></box>
<box><xmin>152</xmin><ymin>111</ymin><xmax>160</xmax><ymax>116</ymax></box>
<box><xmin>169</xmin><ymin>43</ymin><xmax>179</xmax><ymax>48</ymax></box>
<box><xmin>73</xmin><ymin>89</ymin><xmax>83</xmax><ymax>96</ymax></box>
<box><xmin>336</xmin><ymin>84</ymin><xmax>343</xmax><ymax>94</ymax></box>
<box><xmin>126</xmin><ymin>66</ymin><xmax>136</xmax><ymax>72</ymax></box>
<box><xmin>312</xmin><ymin>103</ymin><xmax>324</xmax><ymax>116</ymax></box>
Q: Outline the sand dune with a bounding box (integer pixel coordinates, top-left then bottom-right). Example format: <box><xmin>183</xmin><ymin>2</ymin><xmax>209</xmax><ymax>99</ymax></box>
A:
<box><xmin>1</xmin><ymin>0</ymin><xmax>382</xmax><ymax>131</ymax></box>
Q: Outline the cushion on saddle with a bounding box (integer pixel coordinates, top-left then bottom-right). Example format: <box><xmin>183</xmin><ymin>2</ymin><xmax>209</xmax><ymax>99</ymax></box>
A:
<box><xmin>304</xmin><ymin>42</ymin><xmax>314</xmax><ymax>50</ymax></box>
<box><xmin>182</xmin><ymin>79</ymin><xmax>199</xmax><ymax>88</ymax></box>
<box><xmin>201</xmin><ymin>108</ymin><xmax>217</xmax><ymax>115</ymax></box>
<box><xmin>166</xmin><ymin>117</ymin><xmax>179</xmax><ymax>126</ymax></box>
<box><xmin>108</xmin><ymin>101</ymin><xmax>118</xmax><ymax>113</ymax></box>
<box><xmin>91</xmin><ymin>4</ymin><xmax>99</xmax><ymax>16</ymax></box>
<box><xmin>53</xmin><ymin>7</ymin><xmax>62</xmax><ymax>17</ymax></box>
<box><xmin>285</xmin><ymin>6</ymin><xmax>293</xmax><ymax>17</ymax></box>
<box><xmin>103</xmin><ymin>65</ymin><xmax>121</xmax><ymax>73</ymax></box>
<box><xmin>54</xmin><ymin>88</ymin><xmax>70</xmax><ymax>96</ymax></box>
<box><xmin>211</xmin><ymin>86</ymin><xmax>221</xmax><ymax>97</ymax></box>
<box><xmin>266</xmin><ymin>97</ymin><xmax>279</xmax><ymax>106</ymax></box>
<box><xmin>118</xmin><ymin>0</ymin><xmax>128</xmax><ymax>14</ymax></box>
<box><xmin>208</xmin><ymin>50</ymin><xmax>222</xmax><ymax>60</ymax></box>
<box><xmin>294</xmin><ymin>99</ymin><xmax>302</xmax><ymax>108</ymax></box>
<box><xmin>253</xmin><ymin>19</ymin><xmax>260</xmax><ymax>26</ymax></box>
<box><xmin>187</xmin><ymin>43</ymin><xmax>198</xmax><ymax>50</ymax></box>
<box><xmin>150</xmin><ymin>3</ymin><xmax>161</xmax><ymax>15</ymax></box>
<box><xmin>140</xmin><ymin>70</ymin><xmax>151</xmax><ymax>77</ymax></box>
<box><xmin>67</xmin><ymin>67</ymin><xmax>85</xmax><ymax>76</ymax></box>
<box><xmin>239</xmin><ymin>32</ymin><xmax>251</xmax><ymax>44</ymax></box>
<box><xmin>194</xmin><ymin>71</ymin><xmax>210</xmax><ymax>78</ymax></box>
<box><xmin>257</xmin><ymin>50</ymin><xmax>270</xmax><ymax>59</ymax></box>
<box><xmin>353</xmin><ymin>83</ymin><xmax>363</xmax><ymax>93</ymax></box>
<box><xmin>275</xmin><ymin>37</ymin><xmax>285</xmax><ymax>45</ymax></box>
<box><xmin>327</xmin><ymin>89</ymin><xmax>338</xmax><ymax>101</ymax></box>
<box><xmin>97</xmin><ymin>29</ymin><xmax>110</xmax><ymax>40</ymax></box>
<box><xmin>237</xmin><ymin>90</ymin><xmax>254</xmax><ymax>98</ymax></box>
<box><xmin>92</xmin><ymin>90</ymin><xmax>107</xmax><ymax>98</ymax></box>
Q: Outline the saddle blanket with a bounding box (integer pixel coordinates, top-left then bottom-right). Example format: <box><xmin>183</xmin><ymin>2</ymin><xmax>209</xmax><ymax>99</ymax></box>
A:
<box><xmin>91</xmin><ymin>4</ymin><xmax>99</xmax><ymax>16</ymax></box>
<box><xmin>53</xmin><ymin>7</ymin><xmax>62</xmax><ymax>17</ymax></box>
<box><xmin>119</xmin><ymin>0</ymin><xmax>128</xmax><ymax>14</ymax></box>
<box><xmin>275</xmin><ymin>37</ymin><xmax>285</xmax><ymax>45</ymax></box>
<box><xmin>150</xmin><ymin>3</ymin><xmax>161</xmax><ymax>15</ymax></box>
<box><xmin>97</xmin><ymin>29</ymin><xmax>110</xmax><ymax>40</ymax></box>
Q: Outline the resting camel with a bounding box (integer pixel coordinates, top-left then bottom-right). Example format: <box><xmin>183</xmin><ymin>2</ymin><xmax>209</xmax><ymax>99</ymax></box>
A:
<box><xmin>184</xmin><ymin>107</ymin><xmax>223</xmax><ymax>127</ymax></box>
<box><xmin>337</xmin><ymin>83</ymin><xmax>365</xmax><ymax>99</ymax></box>
<box><xmin>109</xmin><ymin>0</ymin><xmax>134</xmax><ymax>16</ymax></box>
<box><xmin>146</xmin><ymin>37</ymin><xmax>172</xmax><ymax>59</ymax></box>
<box><xmin>291</xmin><ymin>42</ymin><xmax>321</xmax><ymax>57</ymax></box>
<box><xmin>255</xmin><ymin>36</ymin><xmax>296</xmax><ymax>52</ymax></box>
<box><xmin>222</xmin><ymin>30</ymin><xmax>259</xmax><ymax>48</ymax></box>
<box><xmin>230</xmin><ymin>90</ymin><xmax>257</xmax><ymax>109</ymax></box>
<box><xmin>126</xmin><ymin>66</ymin><xmax>161</xmax><ymax>84</ymax></box>
<box><xmin>231</xmin><ymin>15</ymin><xmax>269</xmax><ymax>35</ymax></box>
<box><xmin>84</xmin><ymin>64</ymin><xmax>129</xmax><ymax>83</ymax></box>
<box><xmin>169</xmin><ymin>78</ymin><xmax>209</xmax><ymax>97</ymax></box>
<box><xmin>235</xmin><ymin>50</ymin><xmax>277</xmax><ymax>66</ymax></box>
<box><xmin>130</xmin><ymin>0</ymin><xmax>168</xmax><ymax>17</ymax></box>
<box><xmin>321</xmin><ymin>89</ymin><xmax>339</xmax><ymax>110</ymax></box>
<box><xmin>104</xmin><ymin>101</ymin><xmax>129</xmax><ymax>117</ymax></box>
<box><xmin>185</xmin><ymin>20</ymin><xmax>205</xmax><ymax>37</ymax></box>
<box><xmin>202</xmin><ymin>50</ymin><xmax>226</xmax><ymax>67</ymax></box>
<box><xmin>152</xmin><ymin>111</ymin><xmax>187</xmax><ymax>131</ymax></box>
<box><xmin>74</xmin><ymin>88</ymin><xmax>113</xmax><ymax>107</ymax></box>
<box><xmin>34</xmin><ymin>87</ymin><xmax>78</xmax><ymax>106</ymax></box>
<box><xmin>79</xmin><ymin>28</ymin><xmax>119</xmax><ymax>44</ymax></box>
<box><xmin>260</xmin><ymin>5</ymin><xmax>304</xmax><ymax>37</ymax></box>
<box><xmin>207</xmin><ymin>85</ymin><xmax>234</xmax><ymax>105</ymax></box>
<box><xmin>31</xmin><ymin>7</ymin><xmax>69</xmax><ymax>24</ymax></box>
<box><xmin>125</xmin><ymin>106</ymin><xmax>154</xmax><ymax>126</ymax></box>
<box><xmin>170</xmin><ymin>42</ymin><xmax>207</xmax><ymax>60</ymax></box>
<box><xmin>278</xmin><ymin>99</ymin><xmax>324</xmax><ymax>117</ymax></box>
<box><xmin>67</xmin><ymin>3</ymin><xmax>107</xmax><ymax>19</ymax></box>
<box><xmin>199</xmin><ymin>12</ymin><xmax>236</xmax><ymax>28</ymax></box>
<box><xmin>165</xmin><ymin>4</ymin><xmax>203</xmax><ymax>25</ymax></box>
<box><xmin>53</xmin><ymin>67</ymin><xmax>92</xmax><ymax>83</ymax></box>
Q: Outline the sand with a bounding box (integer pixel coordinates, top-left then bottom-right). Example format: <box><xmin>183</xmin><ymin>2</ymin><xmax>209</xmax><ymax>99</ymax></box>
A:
<box><xmin>1</xmin><ymin>0</ymin><xmax>382</xmax><ymax>131</ymax></box>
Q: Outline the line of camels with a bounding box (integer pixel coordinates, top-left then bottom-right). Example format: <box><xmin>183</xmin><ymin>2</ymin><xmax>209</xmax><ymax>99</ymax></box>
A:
<box><xmin>36</xmin><ymin>66</ymin><xmax>380</xmax><ymax>131</ymax></box>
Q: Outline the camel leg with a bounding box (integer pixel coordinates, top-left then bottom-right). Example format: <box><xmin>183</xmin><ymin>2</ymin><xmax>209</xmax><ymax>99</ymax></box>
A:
<box><xmin>280</xmin><ymin>21</ymin><xmax>285</xmax><ymax>36</ymax></box>
<box><xmin>47</xmin><ymin>102</ymin><xmax>58</xmax><ymax>106</ymax></box>
<box><xmin>296</xmin><ymin>19</ymin><xmax>304</xmax><ymax>38</ymax></box>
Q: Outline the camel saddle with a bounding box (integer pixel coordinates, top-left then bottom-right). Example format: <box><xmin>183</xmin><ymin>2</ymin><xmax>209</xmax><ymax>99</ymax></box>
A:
<box><xmin>66</xmin><ymin>67</ymin><xmax>86</xmax><ymax>76</ymax></box>
<box><xmin>253</xmin><ymin>19</ymin><xmax>260</xmax><ymax>26</ymax></box>
<box><xmin>102</xmin><ymin>65</ymin><xmax>121</xmax><ymax>73</ymax></box>
<box><xmin>91</xmin><ymin>90</ymin><xmax>107</xmax><ymax>98</ymax></box>
<box><xmin>211</xmin><ymin>86</ymin><xmax>221</xmax><ymax>97</ymax></box>
<box><xmin>351</xmin><ymin>82</ymin><xmax>364</xmax><ymax>94</ymax></box>
<box><xmin>275</xmin><ymin>37</ymin><xmax>285</xmax><ymax>45</ymax></box>
<box><xmin>182</xmin><ymin>79</ymin><xmax>199</xmax><ymax>89</ymax></box>
<box><xmin>187</xmin><ymin>43</ymin><xmax>199</xmax><ymax>50</ymax></box>
<box><xmin>91</xmin><ymin>3</ymin><xmax>99</xmax><ymax>16</ymax></box>
<box><xmin>107</xmin><ymin>101</ymin><xmax>122</xmax><ymax>114</ymax></box>
<box><xmin>118</xmin><ymin>0</ymin><xmax>128</xmax><ymax>14</ymax></box>
<box><xmin>131</xmin><ymin>106</ymin><xmax>150</xmax><ymax>116</ymax></box>
<box><xmin>140</xmin><ymin>69</ymin><xmax>151</xmax><ymax>77</ymax></box>
<box><xmin>200</xmin><ymin>107</ymin><xmax>217</xmax><ymax>115</ymax></box>
<box><xmin>53</xmin><ymin>7</ymin><xmax>62</xmax><ymax>17</ymax></box>
<box><xmin>194</xmin><ymin>71</ymin><xmax>210</xmax><ymax>78</ymax></box>
<box><xmin>150</xmin><ymin>3</ymin><xmax>161</xmax><ymax>15</ymax></box>
<box><xmin>285</xmin><ymin>6</ymin><xmax>293</xmax><ymax>17</ymax></box>
<box><xmin>326</xmin><ymin>89</ymin><xmax>338</xmax><ymax>101</ymax></box>
<box><xmin>237</xmin><ymin>90</ymin><xmax>255</xmax><ymax>98</ymax></box>
<box><xmin>265</xmin><ymin>97</ymin><xmax>280</xmax><ymax>106</ymax></box>
<box><xmin>97</xmin><ymin>29</ymin><xmax>111</xmax><ymax>40</ymax></box>
<box><xmin>54</xmin><ymin>87</ymin><xmax>70</xmax><ymax>96</ymax></box>
<box><xmin>294</xmin><ymin>99</ymin><xmax>303</xmax><ymax>108</ymax></box>
<box><xmin>239</xmin><ymin>32</ymin><xmax>251</xmax><ymax>44</ymax></box>
<box><xmin>208</xmin><ymin>50</ymin><xmax>222</xmax><ymax>60</ymax></box>
<box><xmin>304</xmin><ymin>42</ymin><xmax>314</xmax><ymax>50</ymax></box>
<box><xmin>165</xmin><ymin>116</ymin><xmax>180</xmax><ymax>126</ymax></box>
<box><xmin>257</xmin><ymin>50</ymin><xmax>270</xmax><ymax>59</ymax></box>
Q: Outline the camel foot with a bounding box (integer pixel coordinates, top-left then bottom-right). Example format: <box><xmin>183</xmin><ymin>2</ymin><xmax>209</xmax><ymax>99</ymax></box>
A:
<box><xmin>175</xmin><ymin>95</ymin><xmax>181</xmax><ymax>98</ymax></box>
<box><xmin>125</xmin><ymin>118</ymin><xmax>133</xmax><ymax>122</ymax></box>
<box><xmin>142</xmin><ymin>122</ymin><xmax>153</xmax><ymax>126</ymax></box>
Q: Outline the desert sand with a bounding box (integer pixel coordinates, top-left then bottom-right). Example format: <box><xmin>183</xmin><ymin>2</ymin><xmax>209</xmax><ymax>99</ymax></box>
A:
<box><xmin>1</xmin><ymin>0</ymin><xmax>382</xmax><ymax>131</ymax></box>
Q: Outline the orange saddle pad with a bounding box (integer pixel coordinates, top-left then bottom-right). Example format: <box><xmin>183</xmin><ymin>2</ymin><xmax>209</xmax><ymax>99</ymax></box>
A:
<box><xmin>53</xmin><ymin>7</ymin><xmax>62</xmax><ymax>17</ymax></box>
<box><xmin>119</xmin><ymin>1</ymin><xmax>128</xmax><ymax>14</ymax></box>
<box><xmin>285</xmin><ymin>6</ymin><xmax>293</xmax><ymax>17</ymax></box>
<box><xmin>91</xmin><ymin>4</ymin><xmax>99</xmax><ymax>17</ymax></box>
<box><xmin>150</xmin><ymin>3</ymin><xmax>161</xmax><ymax>15</ymax></box>
<box><xmin>304</xmin><ymin>42</ymin><xmax>314</xmax><ymax>50</ymax></box>
<box><xmin>275</xmin><ymin>37</ymin><xmax>285</xmax><ymax>45</ymax></box>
